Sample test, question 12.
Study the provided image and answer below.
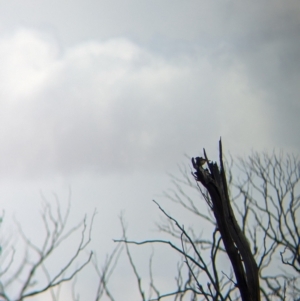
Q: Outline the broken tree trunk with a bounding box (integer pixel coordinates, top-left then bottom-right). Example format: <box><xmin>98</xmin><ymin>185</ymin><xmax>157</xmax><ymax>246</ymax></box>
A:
<box><xmin>191</xmin><ymin>139</ymin><xmax>260</xmax><ymax>301</ymax></box>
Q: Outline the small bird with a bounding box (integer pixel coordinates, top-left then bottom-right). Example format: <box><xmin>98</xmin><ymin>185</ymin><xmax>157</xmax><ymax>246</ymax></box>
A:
<box><xmin>196</xmin><ymin>157</ymin><xmax>207</xmax><ymax>167</ymax></box>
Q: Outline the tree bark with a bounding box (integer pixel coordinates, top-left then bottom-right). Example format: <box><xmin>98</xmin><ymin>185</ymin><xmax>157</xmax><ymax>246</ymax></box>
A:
<box><xmin>192</xmin><ymin>139</ymin><xmax>260</xmax><ymax>301</ymax></box>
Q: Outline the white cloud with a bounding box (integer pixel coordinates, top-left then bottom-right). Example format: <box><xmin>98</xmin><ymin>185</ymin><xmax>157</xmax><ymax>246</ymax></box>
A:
<box><xmin>0</xmin><ymin>25</ymin><xmax>298</xmax><ymax>180</ymax></box>
<box><xmin>0</xmin><ymin>29</ymin><xmax>59</xmax><ymax>99</ymax></box>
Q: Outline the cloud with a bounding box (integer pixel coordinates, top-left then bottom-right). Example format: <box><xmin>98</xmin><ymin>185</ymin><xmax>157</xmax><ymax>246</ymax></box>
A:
<box><xmin>0</xmin><ymin>22</ymin><xmax>298</xmax><ymax>179</ymax></box>
<box><xmin>0</xmin><ymin>30</ymin><xmax>196</xmax><ymax>178</ymax></box>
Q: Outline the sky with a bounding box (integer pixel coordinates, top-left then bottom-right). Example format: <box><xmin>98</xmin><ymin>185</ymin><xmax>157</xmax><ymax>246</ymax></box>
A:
<box><xmin>0</xmin><ymin>0</ymin><xmax>299</xmax><ymax>300</ymax></box>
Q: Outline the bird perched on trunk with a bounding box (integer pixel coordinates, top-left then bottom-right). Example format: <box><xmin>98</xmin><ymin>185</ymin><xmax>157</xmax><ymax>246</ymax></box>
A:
<box><xmin>195</xmin><ymin>157</ymin><xmax>207</xmax><ymax>167</ymax></box>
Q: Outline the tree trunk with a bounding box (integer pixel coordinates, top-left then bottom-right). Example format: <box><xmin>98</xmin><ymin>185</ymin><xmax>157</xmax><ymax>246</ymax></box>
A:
<box><xmin>192</xmin><ymin>139</ymin><xmax>260</xmax><ymax>301</ymax></box>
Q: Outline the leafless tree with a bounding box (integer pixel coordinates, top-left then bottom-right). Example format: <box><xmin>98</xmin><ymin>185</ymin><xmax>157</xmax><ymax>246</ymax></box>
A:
<box><xmin>89</xmin><ymin>240</ymin><xmax>123</xmax><ymax>301</ymax></box>
<box><xmin>1</xmin><ymin>141</ymin><xmax>299</xmax><ymax>301</ymax></box>
<box><xmin>0</xmin><ymin>193</ymin><xmax>94</xmax><ymax>301</ymax></box>
<box><xmin>116</xmin><ymin>140</ymin><xmax>300</xmax><ymax>301</ymax></box>
<box><xmin>233</xmin><ymin>151</ymin><xmax>300</xmax><ymax>300</ymax></box>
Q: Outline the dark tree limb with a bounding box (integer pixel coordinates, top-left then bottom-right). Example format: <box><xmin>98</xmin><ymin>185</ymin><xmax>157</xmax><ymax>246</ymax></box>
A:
<box><xmin>191</xmin><ymin>139</ymin><xmax>260</xmax><ymax>301</ymax></box>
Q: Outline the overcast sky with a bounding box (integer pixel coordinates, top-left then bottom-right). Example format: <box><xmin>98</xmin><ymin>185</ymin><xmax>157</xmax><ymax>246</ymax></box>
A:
<box><xmin>0</xmin><ymin>0</ymin><xmax>300</xmax><ymax>300</ymax></box>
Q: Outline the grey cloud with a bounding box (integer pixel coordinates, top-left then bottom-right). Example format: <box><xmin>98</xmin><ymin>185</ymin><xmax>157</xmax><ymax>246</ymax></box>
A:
<box><xmin>0</xmin><ymin>34</ymin><xmax>227</xmax><ymax>178</ymax></box>
<box><xmin>0</xmin><ymin>1</ymin><xmax>299</xmax><ymax>179</ymax></box>
<box><xmin>1</xmin><ymin>1</ymin><xmax>298</xmax><ymax>50</ymax></box>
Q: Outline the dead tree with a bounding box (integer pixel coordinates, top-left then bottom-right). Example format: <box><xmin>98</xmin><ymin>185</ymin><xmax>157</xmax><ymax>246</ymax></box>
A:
<box><xmin>232</xmin><ymin>151</ymin><xmax>300</xmax><ymax>300</ymax></box>
<box><xmin>0</xmin><ymin>195</ymin><xmax>94</xmax><ymax>301</ymax></box>
<box><xmin>114</xmin><ymin>142</ymin><xmax>299</xmax><ymax>300</ymax></box>
<box><xmin>191</xmin><ymin>139</ymin><xmax>260</xmax><ymax>301</ymax></box>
